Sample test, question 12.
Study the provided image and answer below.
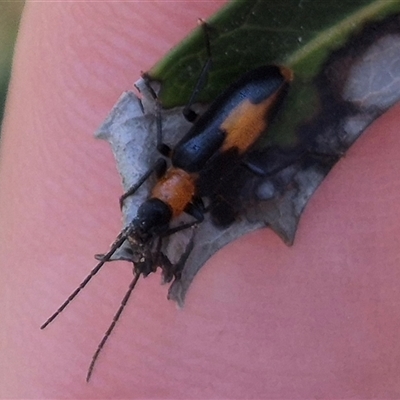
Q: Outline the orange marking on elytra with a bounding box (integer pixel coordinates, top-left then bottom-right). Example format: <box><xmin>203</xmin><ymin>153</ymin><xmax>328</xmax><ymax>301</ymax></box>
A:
<box><xmin>220</xmin><ymin>91</ymin><xmax>280</xmax><ymax>154</ymax></box>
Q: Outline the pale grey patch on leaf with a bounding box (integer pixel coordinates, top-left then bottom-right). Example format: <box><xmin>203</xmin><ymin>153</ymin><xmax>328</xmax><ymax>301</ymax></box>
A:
<box><xmin>344</xmin><ymin>34</ymin><xmax>400</xmax><ymax>111</ymax></box>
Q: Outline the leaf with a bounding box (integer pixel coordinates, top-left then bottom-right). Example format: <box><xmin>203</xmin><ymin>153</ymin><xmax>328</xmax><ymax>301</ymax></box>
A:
<box><xmin>149</xmin><ymin>0</ymin><xmax>400</xmax><ymax>148</ymax></box>
<box><xmin>0</xmin><ymin>3</ymin><xmax>24</xmax><ymax>129</ymax></box>
<box><xmin>149</xmin><ymin>0</ymin><xmax>400</xmax><ymax>106</ymax></box>
<box><xmin>97</xmin><ymin>2</ymin><xmax>400</xmax><ymax>305</ymax></box>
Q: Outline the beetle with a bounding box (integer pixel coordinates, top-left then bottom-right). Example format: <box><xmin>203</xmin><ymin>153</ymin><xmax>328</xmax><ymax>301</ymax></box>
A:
<box><xmin>41</xmin><ymin>22</ymin><xmax>293</xmax><ymax>381</ymax></box>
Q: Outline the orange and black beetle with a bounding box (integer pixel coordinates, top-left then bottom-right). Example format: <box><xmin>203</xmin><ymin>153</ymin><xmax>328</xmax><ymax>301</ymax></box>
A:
<box><xmin>41</xmin><ymin>23</ymin><xmax>293</xmax><ymax>381</ymax></box>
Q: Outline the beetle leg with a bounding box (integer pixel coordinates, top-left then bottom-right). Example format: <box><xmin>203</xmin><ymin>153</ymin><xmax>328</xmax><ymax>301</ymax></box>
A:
<box><xmin>182</xmin><ymin>20</ymin><xmax>213</xmax><ymax>122</ymax></box>
<box><xmin>119</xmin><ymin>158</ymin><xmax>167</xmax><ymax>209</ymax></box>
<box><xmin>140</xmin><ymin>73</ymin><xmax>172</xmax><ymax>158</ymax></box>
<box><xmin>161</xmin><ymin>201</ymin><xmax>205</xmax><ymax>238</ymax></box>
<box><xmin>154</xmin><ymin>97</ymin><xmax>172</xmax><ymax>157</ymax></box>
<box><xmin>161</xmin><ymin>233</ymin><xmax>195</xmax><ymax>283</ymax></box>
<box><xmin>170</xmin><ymin>234</ymin><xmax>195</xmax><ymax>282</ymax></box>
<box><xmin>243</xmin><ymin>147</ymin><xmax>303</xmax><ymax>177</ymax></box>
<box><xmin>158</xmin><ymin>252</ymin><xmax>174</xmax><ymax>283</ymax></box>
<box><xmin>185</xmin><ymin>196</ymin><xmax>205</xmax><ymax>221</ymax></box>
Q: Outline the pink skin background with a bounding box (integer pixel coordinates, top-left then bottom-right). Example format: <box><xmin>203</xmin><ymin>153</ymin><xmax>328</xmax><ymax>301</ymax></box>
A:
<box><xmin>0</xmin><ymin>2</ymin><xmax>400</xmax><ymax>398</ymax></box>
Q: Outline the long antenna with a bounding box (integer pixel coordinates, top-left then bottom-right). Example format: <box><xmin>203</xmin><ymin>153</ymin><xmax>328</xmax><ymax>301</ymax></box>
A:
<box><xmin>86</xmin><ymin>272</ymin><xmax>141</xmax><ymax>382</ymax></box>
<box><xmin>40</xmin><ymin>226</ymin><xmax>134</xmax><ymax>330</ymax></box>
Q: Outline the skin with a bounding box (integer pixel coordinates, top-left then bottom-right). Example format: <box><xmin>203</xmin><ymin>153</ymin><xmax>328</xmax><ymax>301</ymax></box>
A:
<box><xmin>1</xmin><ymin>2</ymin><xmax>400</xmax><ymax>398</ymax></box>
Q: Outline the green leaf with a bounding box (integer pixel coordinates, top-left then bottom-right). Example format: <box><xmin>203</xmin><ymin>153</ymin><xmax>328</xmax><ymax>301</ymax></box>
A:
<box><xmin>99</xmin><ymin>1</ymin><xmax>400</xmax><ymax>304</ymax></box>
<box><xmin>0</xmin><ymin>3</ymin><xmax>24</xmax><ymax>130</ymax></box>
<box><xmin>149</xmin><ymin>0</ymin><xmax>400</xmax><ymax>110</ymax></box>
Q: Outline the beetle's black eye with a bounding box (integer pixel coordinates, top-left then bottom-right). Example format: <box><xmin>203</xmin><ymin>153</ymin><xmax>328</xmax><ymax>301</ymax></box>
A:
<box><xmin>136</xmin><ymin>198</ymin><xmax>172</xmax><ymax>232</ymax></box>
